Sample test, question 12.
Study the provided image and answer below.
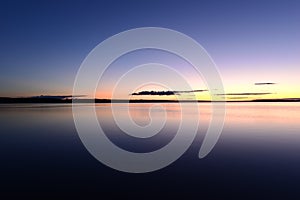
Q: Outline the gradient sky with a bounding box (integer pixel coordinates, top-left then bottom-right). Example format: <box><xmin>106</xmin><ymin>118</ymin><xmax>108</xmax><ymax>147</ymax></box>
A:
<box><xmin>0</xmin><ymin>0</ymin><xmax>299</xmax><ymax>100</ymax></box>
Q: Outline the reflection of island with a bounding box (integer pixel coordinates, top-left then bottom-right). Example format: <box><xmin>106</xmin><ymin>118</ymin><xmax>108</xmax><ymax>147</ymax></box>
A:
<box><xmin>0</xmin><ymin>96</ymin><xmax>300</xmax><ymax>103</ymax></box>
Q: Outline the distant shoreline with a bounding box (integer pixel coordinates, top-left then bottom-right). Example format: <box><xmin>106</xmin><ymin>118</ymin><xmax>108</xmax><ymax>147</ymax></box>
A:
<box><xmin>0</xmin><ymin>97</ymin><xmax>300</xmax><ymax>103</ymax></box>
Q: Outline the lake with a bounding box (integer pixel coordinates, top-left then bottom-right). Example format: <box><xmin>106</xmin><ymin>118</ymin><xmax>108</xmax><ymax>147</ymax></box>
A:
<box><xmin>1</xmin><ymin>103</ymin><xmax>300</xmax><ymax>199</ymax></box>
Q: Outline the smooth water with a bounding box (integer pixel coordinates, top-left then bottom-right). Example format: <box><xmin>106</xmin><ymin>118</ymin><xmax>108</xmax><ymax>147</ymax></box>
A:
<box><xmin>1</xmin><ymin>103</ymin><xmax>300</xmax><ymax>199</ymax></box>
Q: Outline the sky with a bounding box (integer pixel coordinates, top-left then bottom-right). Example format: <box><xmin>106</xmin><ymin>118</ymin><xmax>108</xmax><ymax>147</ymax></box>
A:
<box><xmin>0</xmin><ymin>0</ymin><xmax>299</xmax><ymax>100</ymax></box>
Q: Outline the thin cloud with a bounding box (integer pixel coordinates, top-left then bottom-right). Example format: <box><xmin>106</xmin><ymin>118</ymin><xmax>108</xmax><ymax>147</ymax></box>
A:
<box><xmin>228</xmin><ymin>97</ymin><xmax>249</xmax><ymax>99</ymax></box>
<box><xmin>174</xmin><ymin>89</ymin><xmax>207</xmax><ymax>94</ymax></box>
<box><xmin>131</xmin><ymin>91</ymin><xmax>175</xmax><ymax>96</ymax></box>
<box><xmin>131</xmin><ymin>90</ymin><xmax>207</xmax><ymax>96</ymax></box>
<box><xmin>216</xmin><ymin>92</ymin><xmax>273</xmax><ymax>96</ymax></box>
<box><xmin>255</xmin><ymin>82</ymin><xmax>276</xmax><ymax>85</ymax></box>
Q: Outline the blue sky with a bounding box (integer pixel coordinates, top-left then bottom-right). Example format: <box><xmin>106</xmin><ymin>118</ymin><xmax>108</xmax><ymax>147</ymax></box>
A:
<box><xmin>0</xmin><ymin>0</ymin><xmax>299</xmax><ymax>99</ymax></box>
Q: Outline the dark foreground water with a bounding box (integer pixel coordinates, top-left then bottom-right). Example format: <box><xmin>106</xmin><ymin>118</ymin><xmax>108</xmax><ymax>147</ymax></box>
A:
<box><xmin>1</xmin><ymin>103</ymin><xmax>300</xmax><ymax>199</ymax></box>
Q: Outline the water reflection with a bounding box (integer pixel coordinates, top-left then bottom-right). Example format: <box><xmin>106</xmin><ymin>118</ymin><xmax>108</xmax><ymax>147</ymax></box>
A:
<box><xmin>1</xmin><ymin>103</ymin><xmax>300</xmax><ymax>198</ymax></box>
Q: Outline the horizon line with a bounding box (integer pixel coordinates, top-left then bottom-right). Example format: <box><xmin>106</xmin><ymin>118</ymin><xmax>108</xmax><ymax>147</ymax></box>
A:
<box><xmin>1</xmin><ymin>96</ymin><xmax>300</xmax><ymax>103</ymax></box>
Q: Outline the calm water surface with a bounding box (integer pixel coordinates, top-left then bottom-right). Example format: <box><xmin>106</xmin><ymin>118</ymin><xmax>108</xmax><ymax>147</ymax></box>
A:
<box><xmin>1</xmin><ymin>103</ymin><xmax>300</xmax><ymax>199</ymax></box>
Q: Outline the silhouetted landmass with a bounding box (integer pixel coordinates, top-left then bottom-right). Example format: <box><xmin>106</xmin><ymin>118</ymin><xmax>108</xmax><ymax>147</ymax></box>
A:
<box><xmin>251</xmin><ymin>98</ymin><xmax>300</xmax><ymax>102</ymax></box>
<box><xmin>0</xmin><ymin>97</ymin><xmax>70</xmax><ymax>103</ymax></box>
<box><xmin>0</xmin><ymin>97</ymin><xmax>179</xmax><ymax>104</ymax></box>
<box><xmin>1</xmin><ymin>97</ymin><xmax>300</xmax><ymax>103</ymax></box>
